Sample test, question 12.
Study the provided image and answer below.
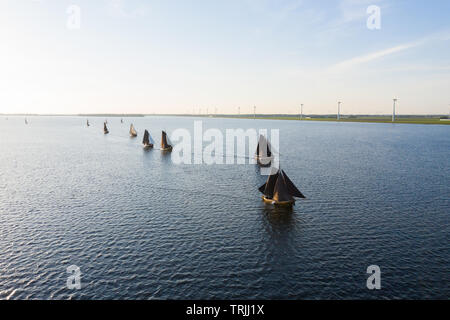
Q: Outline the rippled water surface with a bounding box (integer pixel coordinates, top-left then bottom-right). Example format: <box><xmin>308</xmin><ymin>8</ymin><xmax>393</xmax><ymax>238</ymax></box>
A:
<box><xmin>0</xmin><ymin>116</ymin><xmax>449</xmax><ymax>299</ymax></box>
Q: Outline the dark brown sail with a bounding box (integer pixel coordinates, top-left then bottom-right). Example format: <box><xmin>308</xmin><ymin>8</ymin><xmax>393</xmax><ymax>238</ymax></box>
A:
<box><xmin>272</xmin><ymin>172</ymin><xmax>294</xmax><ymax>202</ymax></box>
<box><xmin>258</xmin><ymin>169</ymin><xmax>280</xmax><ymax>199</ymax></box>
<box><xmin>281</xmin><ymin>170</ymin><xmax>305</xmax><ymax>198</ymax></box>
<box><xmin>143</xmin><ymin>130</ymin><xmax>150</xmax><ymax>145</ymax></box>
<box><xmin>104</xmin><ymin>122</ymin><xmax>109</xmax><ymax>134</ymax></box>
<box><xmin>161</xmin><ymin>131</ymin><xmax>171</xmax><ymax>149</ymax></box>
<box><xmin>256</xmin><ymin>135</ymin><xmax>272</xmax><ymax>157</ymax></box>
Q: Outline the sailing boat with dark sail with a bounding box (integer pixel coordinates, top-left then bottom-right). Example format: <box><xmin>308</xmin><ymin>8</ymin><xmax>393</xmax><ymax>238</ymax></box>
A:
<box><xmin>255</xmin><ymin>134</ymin><xmax>273</xmax><ymax>167</ymax></box>
<box><xmin>86</xmin><ymin>119</ymin><xmax>90</xmax><ymax>127</ymax></box>
<box><xmin>161</xmin><ymin>130</ymin><xmax>172</xmax><ymax>151</ymax></box>
<box><xmin>130</xmin><ymin>124</ymin><xmax>137</xmax><ymax>137</ymax></box>
<box><xmin>142</xmin><ymin>130</ymin><xmax>154</xmax><ymax>149</ymax></box>
<box><xmin>25</xmin><ymin>118</ymin><xmax>28</xmax><ymax>125</ymax></box>
<box><xmin>103</xmin><ymin>122</ymin><xmax>109</xmax><ymax>134</ymax></box>
<box><xmin>259</xmin><ymin>169</ymin><xmax>305</xmax><ymax>206</ymax></box>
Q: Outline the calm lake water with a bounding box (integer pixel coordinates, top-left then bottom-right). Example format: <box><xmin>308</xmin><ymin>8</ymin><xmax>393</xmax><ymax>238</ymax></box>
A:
<box><xmin>0</xmin><ymin>116</ymin><xmax>449</xmax><ymax>300</ymax></box>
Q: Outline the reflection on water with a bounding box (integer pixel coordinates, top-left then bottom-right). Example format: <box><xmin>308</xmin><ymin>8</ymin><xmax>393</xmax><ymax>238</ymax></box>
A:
<box><xmin>261</xmin><ymin>204</ymin><xmax>296</xmax><ymax>234</ymax></box>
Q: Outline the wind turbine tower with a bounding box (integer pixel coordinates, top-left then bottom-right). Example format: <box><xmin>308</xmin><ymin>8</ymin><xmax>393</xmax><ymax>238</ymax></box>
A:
<box><xmin>393</xmin><ymin>99</ymin><xmax>397</xmax><ymax>122</ymax></box>
<box><xmin>254</xmin><ymin>106</ymin><xmax>256</xmax><ymax>119</ymax></box>
<box><xmin>300</xmin><ymin>104</ymin><xmax>304</xmax><ymax>120</ymax></box>
<box><xmin>337</xmin><ymin>101</ymin><xmax>341</xmax><ymax>120</ymax></box>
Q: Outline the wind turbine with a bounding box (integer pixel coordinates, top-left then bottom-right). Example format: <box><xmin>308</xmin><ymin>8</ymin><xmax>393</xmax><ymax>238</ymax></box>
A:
<box><xmin>254</xmin><ymin>106</ymin><xmax>256</xmax><ymax>119</ymax></box>
<box><xmin>337</xmin><ymin>101</ymin><xmax>342</xmax><ymax>120</ymax></box>
<box><xmin>300</xmin><ymin>104</ymin><xmax>304</xmax><ymax>120</ymax></box>
<box><xmin>393</xmin><ymin>99</ymin><xmax>397</xmax><ymax>122</ymax></box>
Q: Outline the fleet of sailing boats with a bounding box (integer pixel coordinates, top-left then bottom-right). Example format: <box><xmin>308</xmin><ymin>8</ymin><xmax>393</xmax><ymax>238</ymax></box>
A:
<box><xmin>87</xmin><ymin>118</ymin><xmax>305</xmax><ymax>208</ymax></box>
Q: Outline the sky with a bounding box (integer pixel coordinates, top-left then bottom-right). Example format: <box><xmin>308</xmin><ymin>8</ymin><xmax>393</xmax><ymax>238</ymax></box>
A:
<box><xmin>0</xmin><ymin>0</ymin><xmax>449</xmax><ymax>115</ymax></box>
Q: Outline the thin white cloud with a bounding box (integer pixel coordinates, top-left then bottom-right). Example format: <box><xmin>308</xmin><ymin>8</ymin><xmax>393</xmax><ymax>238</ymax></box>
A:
<box><xmin>327</xmin><ymin>30</ymin><xmax>450</xmax><ymax>72</ymax></box>
<box><xmin>328</xmin><ymin>42</ymin><xmax>421</xmax><ymax>72</ymax></box>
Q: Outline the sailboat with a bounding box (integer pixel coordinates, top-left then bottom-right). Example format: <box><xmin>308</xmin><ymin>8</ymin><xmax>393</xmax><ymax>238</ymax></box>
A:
<box><xmin>255</xmin><ymin>135</ymin><xmax>273</xmax><ymax>167</ymax></box>
<box><xmin>103</xmin><ymin>122</ymin><xmax>109</xmax><ymax>134</ymax></box>
<box><xmin>86</xmin><ymin>119</ymin><xmax>90</xmax><ymax>127</ymax></box>
<box><xmin>259</xmin><ymin>169</ymin><xmax>305</xmax><ymax>206</ymax></box>
<box><xmin>161</xmin><ymin>130</ymin><xmax>173</xmax><ymax>151</ymax></box>
<box><xmin>25</xmin><ymin>118</ymin><xmax>28</xmax><ymax>125</ymax></box>
<box><xmin>142</xmin><ymin>130</ymin><xmax>154</xmax><ymax>149</ymax></box>
<box><xmin>130</xmin><ymin>124</ymin><xmax>138</xmax><ymax>137</ymax></box>
<box><xmin>121</xmin><ymin>118</ymin><xmax>123</xmax><ymax>124</ymax></box>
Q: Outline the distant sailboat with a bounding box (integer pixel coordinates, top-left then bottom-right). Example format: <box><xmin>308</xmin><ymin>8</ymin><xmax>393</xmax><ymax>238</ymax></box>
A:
<box><xmin>130</xmin><ymin>124</ymin><xmax>138</xmax><ymax>137</ymax></box>
<box><xmin>86</xmin><ymin>119</ymin><xmax>90</xmax><ymax>127</ymax></box>
<box><xmin>142</xmin><ymin>130</ymin><xmax>154</xmax><ymax>149</ymax></box>
<box><xmin>25</xmin><ymin>118</ymin><xmax>28</xmax><ymax>125</ymax></box>
<box><xmin>161</xmin><ymin>130</ymin><xmax>173</xmax><ymax>151</ymax></box>
<box><xmin>259</xmin><ymin>169</ymin><xmax>305</xmax><ymax>206</ymax></box>
<box><xmin>121</xmin><ymin>118</ymin><xmax>123</xmax><ymax>124</ymax></box>
<box><xmin>255</xmin><ymin>134</ymin><xmax>273</xmax><ymax>167</ymax></box>
<box><xmin>104</xmin><ymin>122</ymin><xmax>109</xmax><ymax>134</ymax></box>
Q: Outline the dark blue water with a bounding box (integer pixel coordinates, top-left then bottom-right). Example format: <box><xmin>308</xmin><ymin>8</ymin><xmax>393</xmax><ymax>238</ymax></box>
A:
<box><xmin>0</xmin><ymin>116</ymin><xmax>448</xmax><ymax>299</ymax></box>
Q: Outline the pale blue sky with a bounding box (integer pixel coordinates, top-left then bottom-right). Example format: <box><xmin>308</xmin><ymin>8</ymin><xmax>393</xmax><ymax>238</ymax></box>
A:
<box><xmin>1</xmin><ymin>0</ymin><xmax>449</xmax><ymax>114</ymax></box>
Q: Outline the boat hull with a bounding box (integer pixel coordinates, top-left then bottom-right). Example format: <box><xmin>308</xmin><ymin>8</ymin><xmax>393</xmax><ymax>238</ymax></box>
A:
<box><xmin>143</xmin><ymin>144</ymin><xmax>154</xmax><ymax>149</ymax></box>
<box><xmin>262</xmin><ymin>196</ymin><xmax>295</xmax><ymax>206</ymax></box>
<box><xmin>161</xmin><ymin>146</ymin><xmax>173</xmax><ymax>152</ymax></box>
<box><xmin>255</xmin><ymin>155</ymin><xmax>273</xmax><ymax>167</ymax></box>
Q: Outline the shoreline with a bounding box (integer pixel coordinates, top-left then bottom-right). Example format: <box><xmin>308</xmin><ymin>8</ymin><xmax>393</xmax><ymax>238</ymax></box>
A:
<box><xmin>2</xmin><ymin>114</ymin><xmax>449</xmax><ymax>125</ymax></box>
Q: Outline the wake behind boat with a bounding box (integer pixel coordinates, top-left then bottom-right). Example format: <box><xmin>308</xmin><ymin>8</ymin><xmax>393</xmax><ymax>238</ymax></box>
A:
<box><xmin>259</xmin><ymin>169</ymin><xmax>305</xmax><ymax>206</ymax></box>
<box><xmin>255</xmin><ymin>135</ymin><xmax>273</xmax><ymax>167</ymax></box>
<box><xmin>161</xmin><ymin>130</ymin><xmax>172</xmax><ymax>151</ymax></box>
<box><xmin>142</xmin><ymin>130</ymin><xmax>154</xmax><ymax>149</ymax></box>
<box><xmin>130</xmin><ymin>124</ymin><xmax>138</xmax><ymax>137</ymax></box>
